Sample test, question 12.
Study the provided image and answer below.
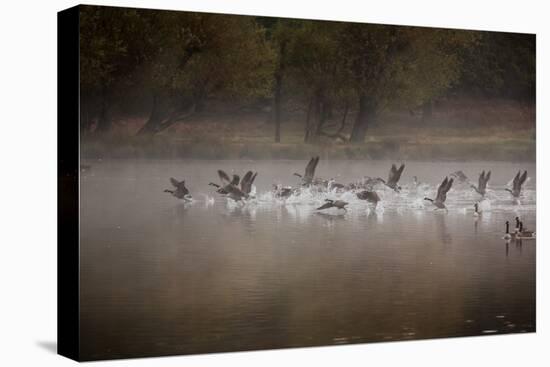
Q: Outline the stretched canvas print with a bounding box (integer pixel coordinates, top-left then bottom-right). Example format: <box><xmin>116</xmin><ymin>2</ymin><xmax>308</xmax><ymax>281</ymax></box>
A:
<box><xmin>58</xmin><ymin>4</ymin><xmax>536</xmax><ymax>361</ymax></box>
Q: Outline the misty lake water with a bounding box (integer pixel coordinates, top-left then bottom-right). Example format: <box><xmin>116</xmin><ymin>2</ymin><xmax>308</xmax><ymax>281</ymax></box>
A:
<box><xmin>79</xmin><ymin>159</ymin><xmax>536</xmax><ymax>359</ymax></box>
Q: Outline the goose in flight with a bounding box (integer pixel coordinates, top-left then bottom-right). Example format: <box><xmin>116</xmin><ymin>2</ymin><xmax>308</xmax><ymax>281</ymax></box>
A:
<box><xmin>471</xmin><ymin>170</ymin><xmax>491</xmax><ymax>196</ymax></box>
<box><xmin>209</xmin><ymin>169</ymin><xmax>247</xmax><ymax>201</ymax></box>
<box><xmin>164</xmin><ymin>178</ymin><xmax>192</xmax><ymax>201</ymax></box>
<box><xmin>294</xmin><ymin>156</ymin><xmax>320</xmax><ymax>186</ymax></box>
<box><xmin>328</xmin><ymin>178</ymin><xmax>346</xmax><ymax>192</ymax></box>
<box><xmin>505</xmin><ymin>170</ymin><xmax>528</xmax><ymax>198</ymax></box>
<box><xmin>316</xmin><ymin>199</ymin><xmax>349</xmax><ymax>212</ymax></box>
<box><xmin>424</xmin><ymin>177</ymin><xmax>453</xmax><ymax>209</ymax></box>
<box><xmin>450</xmin><ymin>170</ymin><xmax>469</xmax><ymax>183</ymax></box>
<box><xmin>240</xmin><ymin>170</ymin><xmax>258</xmax><ymax>196</ymax></box>
<box><xmin>356</xmin><ymin>190</ymin><xmax>380</xmax><ymax>206</ymax></box>
<box><xmin>273</xmin><ymin>184</ymin><xmax>295</xmax><ymax>199</ymax></box>
<box><xmin>379</xmin><ymin>163</ymin><xmax>405</xmax><ymax>192</ymax></box>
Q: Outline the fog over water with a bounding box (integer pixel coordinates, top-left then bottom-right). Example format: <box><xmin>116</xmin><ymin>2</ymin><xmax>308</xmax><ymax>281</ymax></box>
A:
<box><xmin>79</xmin><ymin>159</ymin><xmax>535</xmax><ymax>359</ymax></box>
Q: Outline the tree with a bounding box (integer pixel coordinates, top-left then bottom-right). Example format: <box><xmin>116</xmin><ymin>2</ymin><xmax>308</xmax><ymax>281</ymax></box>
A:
<box><xmin>136</xmin><ymin>13</ymin><xmax>275</xmax><ymax>135</ymax></box>
<box><xmin>286</xmin><ymin>21</ymin><xmax>352</xmax><ymax>142</ymax></box>
<box><xmin>80</xmin><ymin>6</ymin><xmax>141</xmax><ymax>132</ymax></box>
<box><xmin>338</xmin><ymin>24</ymin><xmax>476</xmax><ymax>143</ymax></box>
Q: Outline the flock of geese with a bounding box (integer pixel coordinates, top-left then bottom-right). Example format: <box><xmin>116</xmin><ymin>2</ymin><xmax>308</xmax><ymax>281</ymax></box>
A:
<box><xmin>163</xmin><ymin>156</ymin><xmax>535</xmax><ymax>240</ymax></box>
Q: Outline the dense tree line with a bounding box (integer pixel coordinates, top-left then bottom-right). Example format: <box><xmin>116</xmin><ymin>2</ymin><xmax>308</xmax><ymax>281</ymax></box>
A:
<box><xmin>80</xmin><ymin>5</ymin><xmax>535</xmax><ymax>143</ymax></box>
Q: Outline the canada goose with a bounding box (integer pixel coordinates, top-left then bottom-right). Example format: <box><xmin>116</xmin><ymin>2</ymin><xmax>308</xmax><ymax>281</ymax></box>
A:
<box><xmin>514</xmin><ymin>217</ymin><xmax>521</xmax><ymax>234</ymax></box>
<box><xmin>294</xmin><ymin>156</ymin><xmax>320</xmax><ymax>186</ymax></box>
<box><xmin>356</xmin><ymin>190</ymin><xmax>380</xmax><ymax>206</ymax></box>
<box><xmin>240</xmin><ymin>171</ymin><xmax>258</xmax><ymax>195</ymax></box>
<box><xmin>424</xmin><ymin>177</ymin><xmax>454</xmax><ymax>210</ymax></box>
<box><xmin>517</xmin><ymin>221</ymin><xmax>536</xmax><ymax>239</ymax></box>
<box><xmin>450</xmin><ymin>170</ymin><xmax>469</xmax><ymax>183</ymax></box>
<box><xmin>378</xmin><ymin>163</ymin><xmax>405</xmax><ymax>192</ymax></box>
<box><xmin>164</xmin><ymin>177</ymin><xmax>192</xmax><ymax>200</ymax></box>
<box><xmin>316</xmin><ymin>199</ymin><xmax>349</xmax><ymax>212</ymax></box>
<box><xmin>273</xmin><ymin>184</ymin><xmax>295</xmax><ymax>199</ymax></box>
<box><xmin>361</xmin><ymin>176</ymin><xmax>385</xmax><ymax>188</ymax></box>
<box><xmin>471</xmin><ymin>170</ymin><xmax>491</xmax><ymax>196</ymax></box>
<box><xmin>503</xmin><ymin>221</ymin><xmax>512</xmax><ymax>240</ymax></box>
<box><xmin>210</xmin><ymin>169</ymin><xmax>247</xmax><ymax>201</ymax></box>
<box><xmin>505</xmin><ymin>170</ymin><xmax>527</xmax><ymax>198</ymax></box>
<box><xmin>328</xmin><ymin>179</ymin><xmax>346</xmax><ymax>192</ymax></box>
<box><xmin>473</xmin><ymin>202</ymin><xmax>481</xmax><ymax>217</ymax></box>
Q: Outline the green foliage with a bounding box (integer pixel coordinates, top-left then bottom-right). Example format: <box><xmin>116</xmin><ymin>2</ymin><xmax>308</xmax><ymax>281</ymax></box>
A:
<box><xmin>79</xmin><ymin>5</ymin><xmax>534</xmax><ymax>140</ymax></box>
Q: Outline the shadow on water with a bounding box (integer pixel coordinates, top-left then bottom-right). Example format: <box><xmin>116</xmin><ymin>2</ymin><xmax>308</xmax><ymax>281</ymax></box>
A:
<box><xmin>36</xmin><ymin>341</ymin><xmax>57</xmax><ymax>354</ymax></box>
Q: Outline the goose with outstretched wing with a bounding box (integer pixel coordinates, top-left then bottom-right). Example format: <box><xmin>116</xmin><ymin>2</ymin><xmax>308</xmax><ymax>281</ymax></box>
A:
<box><xmin>424</xmin><ymin>176</ymin><xmax>453</xmax><ymax>209</ymax></box>
<box><xmin>471</xmin><ymin>170</ymin><xmax>491</xmax><ymax>196</ymax></box>
<box><xmin>294</xmin><ymin>156</ymin><xmax>320</xmax><ymax>186</ymax></box>
<box><xmin>240</xmin><ymin>171</ymin><xmax>258</xmax><ymax>196</ymax></box>
<box><xmin>356</xmin><ymin>190</ymin><xmax>380</xmax><ymax>206</ymax></box>
<box><xmin>164</xmin><ymin>178</ymin><xmax>192</xmax><ymax>201</ymax></box>
<box><xmin>506</xmin><ymin>170</ymin><xmax>528</xmax><ymax>198</ymax></box>
<box><xmin>379</xmin><ymin>163</ymin><xmax>405</xmax><ymax>192</ymax></box>
<box><xmin>316</xmin><ymin>199</ymin><xmax>348</xmax><ymax>212</ymax></box>
<box><xmin>209</xmin><ymin>169</ymin><xmax>247</xmax><ymax>201</ymax></box>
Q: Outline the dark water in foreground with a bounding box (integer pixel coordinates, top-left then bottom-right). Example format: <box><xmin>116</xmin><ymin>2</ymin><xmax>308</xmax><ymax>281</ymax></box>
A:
<box><xmin>79</xmin><ymin>160</ymin><xmax>535</xmax><ymax>360</ymax></box>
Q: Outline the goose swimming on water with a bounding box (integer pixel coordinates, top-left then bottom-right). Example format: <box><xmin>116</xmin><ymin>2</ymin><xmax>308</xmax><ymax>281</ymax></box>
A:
<box><xmin>164</xmin><ymin>178</ymin><xmax>192</xmax><ymax>201</ymax></box>
<box><xmin>503</xmin><ymin>221</ymin><xmax>513</xmax><ymax>240</ymax></box>
<box><xmin>424</xmin><ymin>176</ymin><xmax>453</xmax><ymax>210</ymax></box>
<box><xmin>379</xmin><ymin>163</ymin><xmax>405</xmax><ymax>192</ymax></box>
<box><xmin>294</xmin><ymin>156</ymin><xmax>320</xmax><ymax>186</ymax></box>
<box><xmin>517</xmin><ymin>221</ymin><xmax>536</xmax><ymax>239</ymax></box>
<box><xmin>316</xmin><ymin>199</ymin><xmax>349</xmax><ymax>212</ymax></box>
<box><xmin>471</xmin><ymin>170</ymin><xmax>491</xmax><ymax>196</ymax></box>
<box><xmin>506</xmin><ymin>170</ymin><xmax>528</xmax><ymax>198</ymax></box>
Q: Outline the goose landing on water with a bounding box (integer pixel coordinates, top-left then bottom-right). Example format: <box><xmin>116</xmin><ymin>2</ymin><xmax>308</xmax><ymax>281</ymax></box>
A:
<box><xmin>506</xmin><ymin>170</ymin><xmax>528</xmax><ymax>198</ymax></box>
<box><xmin>424</xmin><ymin>177</ymin><xmax>453</xmax><ymax>210</ymax></box>
<box><xmin>471</xmin><ymin>170</ymin><xmax>491</xmax><ymax>197</ymax></box>
<box><xmin>316</xmin><ymin>199</ymin><xmax>349</xmax><ymax>212</ymax></box>
<box><xmin>379</xmin><ymin>163</ymin><xmax>405</xmax><ymax>192</ymax></box>
<box><xmin>164</xmin><ymin>178</ymin><xmax>192</xmax><ymax>201</ymax></box>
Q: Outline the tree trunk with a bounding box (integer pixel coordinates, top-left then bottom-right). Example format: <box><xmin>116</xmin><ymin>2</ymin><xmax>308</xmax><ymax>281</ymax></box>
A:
<box><xmin>272</xmin><ymin>41</ymin><xmax>287</xmax><ymax>143</ymax></box>
<box><xmin>137</xmin><ymin>94</ymin><xmax>165</xmax><ymax>135</ymax></box>
<box><xmin>303</xmin><ymin>96</ymin><xmax>313</xmax><ymax>143</ymax></box>
<box><xmin>349</xmin><ymin>93</ymin><xmax>376</xmax><ymax>143</ymax></box>
<box><xmin>138</xmin><ymin>93</ymin><xmax>196</xmax><ymax>135</ymax></box>
<box><xmin>273</xmin><ymin>72</ymin><xmax>283</xmax><ymax>143</ymax></box>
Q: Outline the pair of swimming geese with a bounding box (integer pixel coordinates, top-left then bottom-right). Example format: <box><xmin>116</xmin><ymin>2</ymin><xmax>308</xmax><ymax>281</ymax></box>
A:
<box><xmin>503</xmin><ymin>217</ymin><xmax>536</xmax><ymax>240</ymax></box>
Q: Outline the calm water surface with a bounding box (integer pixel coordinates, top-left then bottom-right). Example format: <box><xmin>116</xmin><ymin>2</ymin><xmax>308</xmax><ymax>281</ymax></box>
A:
<box><xmin>79</xmin><ymin>160</ymin><xmax>536</xmax><ymax>360</ymax></box>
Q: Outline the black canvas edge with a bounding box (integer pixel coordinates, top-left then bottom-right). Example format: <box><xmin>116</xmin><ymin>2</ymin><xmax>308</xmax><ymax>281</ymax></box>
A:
<box><xmin>58</xmin><ymin>4</ymin><xmax>81</xmax><ymax>362</ymax></box>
